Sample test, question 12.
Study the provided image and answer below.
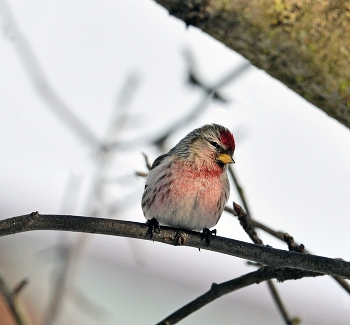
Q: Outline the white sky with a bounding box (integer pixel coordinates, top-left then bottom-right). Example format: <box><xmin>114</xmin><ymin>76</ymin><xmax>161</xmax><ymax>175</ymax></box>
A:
<box><xmin>0</xmin><ymin>1</ymin><xmax>349</xmax><ymax>324</ymax></box>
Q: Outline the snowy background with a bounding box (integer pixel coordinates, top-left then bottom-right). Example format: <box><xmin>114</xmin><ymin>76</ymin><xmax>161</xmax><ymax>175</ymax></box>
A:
<box><xmin>0</xmin><ymin>0</ymin><xmax>349</xmax><ymax>324</ymax></box>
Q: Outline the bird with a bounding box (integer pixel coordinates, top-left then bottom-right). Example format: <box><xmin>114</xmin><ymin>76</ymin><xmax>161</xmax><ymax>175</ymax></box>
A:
<box><xmin>141</xmin><ymin>124</ymin><xmax>235</xmax><ymax>237</ymax></box>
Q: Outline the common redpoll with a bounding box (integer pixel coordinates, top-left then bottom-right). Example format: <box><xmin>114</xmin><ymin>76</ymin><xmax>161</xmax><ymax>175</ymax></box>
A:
<box><xmin>142</xmin><ymin>124</ymin><xmax>235</xmax><ymax>233</ymax></box>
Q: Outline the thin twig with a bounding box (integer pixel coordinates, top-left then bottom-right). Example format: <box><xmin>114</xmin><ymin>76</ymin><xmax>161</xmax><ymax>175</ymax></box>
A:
<box><xmin>42</xmin><ymin>244</ymin><xmax>71</xmax><ymax>325</ymax></box>
<box><xmin>0</xmin><ymin>213</ymin><xmax>349</xmax><ymax>278</ymax></box>
<box><xmin>228</xmin><ymin>165</ymin><xmax>252</xmax><ymax>217</ymax></box>
<box><xmin>152</xmin><ymin>61</ymin><xmax>251</xmax><ymax>150</ymax></box>
<box><xmin>11</xmin><ymin>279</ymin><xmax>29</xmax><ymax>298</ymax></box>
<box><xmin>284</xmin><ymin>233</ymin><xmax>305</xmax><ymax>253</ymax></box>
<box><xmin>43</xmin><ymin>71</ymin><xmax>140</xmax><ymax>324</ymax></box>
<box><xmin>233</xmin><ymin>202</ymin><xmax>298</xmax><ymax>324</ymax></box>
<box><xmin>229</xmin><ymin>165</ymin><xmax>295</xmax><ymax>324</ymax></box>
<box><xmin>224</xmin><ymin>206</ymin><xmax>350</xmax><ymax>294</ymax></box>
<box><xmin>266</xmin><ymin>279</ymin><xmax>300</xmax><ymax>325</ymax></box>
<box><xmin>250</xmin><ymin>218</ymin><xmax>285</xmax><ymax>241</ymax></box>
<box><xmin>184</xmin><ymin>48</ymin><xmax>229</xmax><ymax>103</ymax></box>
<box><xmin>106</xmin><ymin>60</ymin><xmax>251</xmax><ymax>151</ymax></box>
<box><xmin>245</xmin><ymin>265</ymin><xmax>297</xmax><ymax>325</ymax></box>
<box><xmin>68</xmin><ymin>287</ymin><xmax>107</xmax><ymax>320</ymax></box>
<box><xmin>105</xmin><ymin>72</ymin><xmax>141</xmax><ymax>142</ymax></box>
<box><xmin>43</xmin><ymin>175</ymin><xmax>83</xmax><ymax>325</ymax></box>
<box><xmin>226</xmin><ymin>167</ymin><xmax>350</xmax><ymax>293</ymax></box>
<box><xmin>0</xmin><ymin>0</ymin><xmax>100</xmax><ymax>149</ymax></box>
<box><xmin>135</xmin><ymin>171</ymin><xmax>148</xmax><ymax>177</ymax></box>
<box><xmin>232</xmin><ymin>202</ymin><xmax>263</xmax><ymax>245</ymax></box>
<box><xmin>156</xmin><ymin>266</ymin><xmax>321</xmax><ymax>325</ymax></box>
<box><xmin>142</xmin><ymin>152</ymin><xmax>152</xmax><ymax>170</ymax></box>
<box><xmin>0</xmin><ymin>274</ymin><xmax>27</xmax><ymax>325</ymax></box>
<box><xmin>282</xmin><ymin>233</ymin><xmax>350</xmax><ymax>295</ymax></box>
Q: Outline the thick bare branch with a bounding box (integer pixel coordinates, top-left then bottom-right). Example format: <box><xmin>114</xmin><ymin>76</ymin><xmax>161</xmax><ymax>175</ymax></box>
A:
<box><xmin>154</xmin><ymin>0</ymin><xmax>350</xmax><ymax>129</ymax></box>
<box><xmin>0</xmin><ymin>213</ymin><xmax>349</xmax><ymax>278</ymax></box>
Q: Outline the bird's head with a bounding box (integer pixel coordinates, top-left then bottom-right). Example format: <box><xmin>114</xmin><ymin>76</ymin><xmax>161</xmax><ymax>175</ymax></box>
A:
<box><xmin>173</xmin><ymin>124</ymin><xmax>235</xmax><ymax>168</ymax></box>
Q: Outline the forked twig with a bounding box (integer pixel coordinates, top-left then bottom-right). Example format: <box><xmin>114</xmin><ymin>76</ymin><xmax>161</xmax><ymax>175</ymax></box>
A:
<box><xmin>0</xmin><ymin>274</ymin><xmax>28</xmax><ymax>325</ymax></box>
<box><xmin>232</xmin><ymin>202</ymin><xmax>298</xmax><ymax>325</ymax></box>
<box><xmin>228</xmin><ymin>164</ymin><xmax>298</xmax><ymax>324</ymax></box>
<box><xmin>106</xmin><ymin>57</ymin><xmax>250</xmax><ymax>151</ymax></box>
<box><xmin>225</xmin><ymin>166</ymin><xmax>350</xmax><ymax>295</ymax></box>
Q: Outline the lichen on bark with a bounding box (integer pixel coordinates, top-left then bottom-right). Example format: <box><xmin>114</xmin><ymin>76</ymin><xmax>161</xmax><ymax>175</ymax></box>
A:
<box><xmin>154</xmin><ymin>0</ymin><xmax>350</xmax><ymax>128</ymax></box>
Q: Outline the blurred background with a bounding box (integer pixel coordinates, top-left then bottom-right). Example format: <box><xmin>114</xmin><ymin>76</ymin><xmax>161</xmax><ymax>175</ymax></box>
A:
<box><xmin>0</xmin><ymin>0</ymin><xmax>349</xmax><ymax>324</ymax></box>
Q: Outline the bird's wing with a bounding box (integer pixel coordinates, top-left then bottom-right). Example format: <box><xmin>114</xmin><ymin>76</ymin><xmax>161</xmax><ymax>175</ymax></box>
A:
<box><xmin>150</xmin><ymin>153</ymin><xmax>168</xmax><ymax>170</ymax></box>
<box><xmin>144</xmin><ymin>154</ymin><xmax>168</xmax><ymax>190</ymax></box>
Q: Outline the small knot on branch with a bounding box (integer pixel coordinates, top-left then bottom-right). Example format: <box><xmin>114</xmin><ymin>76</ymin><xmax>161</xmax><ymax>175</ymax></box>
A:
<box><xmin>284</xmin><ymin>233</ymin><xmax>305</xmax><ymax>253</ymax></box>
<box><xmin>174</xmin><ymin>231</ymin><xmax>187</xmax><ymax>246</ymax></box>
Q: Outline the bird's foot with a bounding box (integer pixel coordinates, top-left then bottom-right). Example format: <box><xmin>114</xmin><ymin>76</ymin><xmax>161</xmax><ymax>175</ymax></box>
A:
<box><xmin>145</xmin><ymin>218</ymin><xmax>160</xmax><ymax>239</ymax></box>
<box><xmin>201</xmin><ymin>228</ymin><xmax>217</xmax><ymax>246</ymax></box>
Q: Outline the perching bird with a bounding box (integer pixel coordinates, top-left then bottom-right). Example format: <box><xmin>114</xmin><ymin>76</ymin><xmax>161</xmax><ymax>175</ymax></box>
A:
<box><xmin>142</xmin><ymin>124</ymin><xmax>235</xmax><ymax>234</ymax></box>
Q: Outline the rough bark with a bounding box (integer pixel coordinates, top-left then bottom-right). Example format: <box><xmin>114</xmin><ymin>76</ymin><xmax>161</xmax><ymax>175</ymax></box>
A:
<box><xmin>154</xmin><ymin>0</ymin><xmax>350</xmax><ymax>129</ymax></box>
<box><xmin>1</xmin><ymin>213</ymin><xmax>350</xmax><ymax>278</ymax></box>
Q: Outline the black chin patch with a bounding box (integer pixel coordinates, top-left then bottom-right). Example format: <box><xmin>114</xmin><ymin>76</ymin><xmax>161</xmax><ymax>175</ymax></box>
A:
<box><xmin>216</xmin><ymin>160</ymin><xmax>225</xmax><ymax>168</ymax></box>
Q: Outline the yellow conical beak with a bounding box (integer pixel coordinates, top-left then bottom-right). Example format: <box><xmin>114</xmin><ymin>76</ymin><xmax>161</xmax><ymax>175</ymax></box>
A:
<box><xmin>217</xmin><ymin>153</ymin><xmax>234</xmax><ymax>165</ymax></box>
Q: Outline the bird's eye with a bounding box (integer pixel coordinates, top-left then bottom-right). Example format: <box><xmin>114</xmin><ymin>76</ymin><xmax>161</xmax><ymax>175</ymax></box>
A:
<box><xmin>209</xmin><ymin>141</ymin><xmax>220</xmax><ymax>149</ymax></box>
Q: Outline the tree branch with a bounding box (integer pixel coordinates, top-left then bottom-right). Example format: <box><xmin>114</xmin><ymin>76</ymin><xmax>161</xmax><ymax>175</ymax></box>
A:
<box><xmin>154</xmin><ymin>0</ymin><xmax>350</xmax><ymax>129</ymax></box>
<box><xmin>106</xmin><ymin>59</ymin><xmax>250</xmax><ymax>151</ymax></box>
<box><xmin>0</xmin><ymin>213</ymin><xmax>349</xmax><ymax>278</ymax></box>
<box><xmin>156</xmin><ymin>266</ymin><xmax>321</xmax><ymax>325</ymax></box>
<box><xmin>232</xmin><ymin>202</ymin><xmax>263</xmax><ymax>245</ymax></box>
<box><xmin>227</xmin><ymin>160</ymin><xmax>350</xmax><ymax>297</ymax></box>
<box><xmin>224</xmin><ymin>205</ymin><xmax>350</xmax><ymax>294</ymax></box>
<box><xmin>232</xmin><ymin>202</ymin><xmax>300</xmax><ymax>324</ymax></box>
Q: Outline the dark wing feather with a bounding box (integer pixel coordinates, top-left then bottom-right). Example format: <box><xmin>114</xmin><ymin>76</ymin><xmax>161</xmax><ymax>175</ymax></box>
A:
<box><xmin>144</xmin><ymin>154</ymin><xmax>168</xmax><ymax>190</ymax></box>
<box><xmin>150</xmin><ymin>154</ymin><xmax>168</xmax><ymax>170</ymax></box>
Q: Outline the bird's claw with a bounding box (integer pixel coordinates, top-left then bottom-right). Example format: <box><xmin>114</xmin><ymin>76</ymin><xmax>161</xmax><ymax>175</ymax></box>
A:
<box><xmin>145</xmin><ymin>218</ymin><xmax>160</xmax><ymax>239</ymax></box>
<box><xmin>201</xmin><ymin>228</ymin><xmax>217</xmax><ymax>246</ymax></box>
